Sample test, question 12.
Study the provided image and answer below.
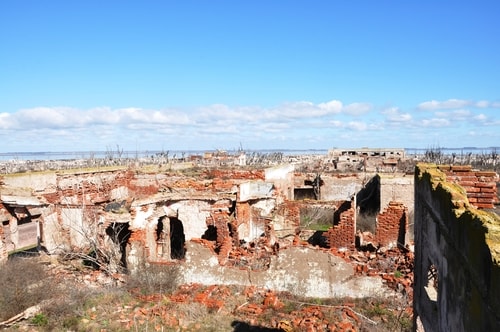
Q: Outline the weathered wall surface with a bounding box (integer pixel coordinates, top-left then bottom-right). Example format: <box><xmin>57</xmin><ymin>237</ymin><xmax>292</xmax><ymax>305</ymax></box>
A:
<box><xmin>414</xmin><ymin>164</ymin><xmax>500</xmax><ymax>332</ymax></box>
<box><xmin>0</xmin><ymin>168</ymin><xmax>274</xmax><ymax>264</ymax></box>
<box><xmin>379</xmin><ymin>174</ymin><xmax>414</xmax><ymax>215</ymax></box>
<box><xmin>181</xmin><ymin>241</ymin><xmax>392</xmax><ymax>299</ymax></box>
<box><xmin>320</xmin><ymin>174</ymin><xmax>367</xmax><ymax>201</ymax></box>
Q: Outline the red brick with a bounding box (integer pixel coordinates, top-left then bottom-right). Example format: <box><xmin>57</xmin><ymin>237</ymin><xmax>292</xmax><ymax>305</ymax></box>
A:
<box><xmin>478</xmin><ymin>198</ymin><xmax>495</xmax><ymax>203</ymax></box>
<box><xmin>455</xmin><ymin>176</ymin><xmax>479</xmax><ymax>182</ymax></box>
<box><xmin>463</xmin><ymin>186</ymin><xmax>481</xmax><ymax>193</ymax></box>
<box><xmin>475</xmin><ymin>182</ymin><xmax>497</xmax><ymax>187</ymax></box>
<box><xmin>474</xmin><ymin>203</ymin><xmax>494</xmax><ymax>209</ymax></box>
<box><xmin>475</xmin><ymin>171</ymin><xmax>498</xmax><ymax>177</ymax></box>
<box><xmin>451</xmin><ymin>165</ymin><xmax>472</xmax><ymax>171</ymax></box>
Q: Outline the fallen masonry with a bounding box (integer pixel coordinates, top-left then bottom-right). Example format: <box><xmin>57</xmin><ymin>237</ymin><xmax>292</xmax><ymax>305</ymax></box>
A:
<box><xmin>0</xmin><ymin>161</ymin><xmax>499</xmax><ymax>330</ymax></box>
<box><xmin>0</xmin><ymin>163</ymin><xmax>420</xmax><ymax>297</ymax></box>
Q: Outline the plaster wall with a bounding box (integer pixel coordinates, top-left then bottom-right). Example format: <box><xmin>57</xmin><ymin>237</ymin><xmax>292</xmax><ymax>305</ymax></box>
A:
<box><xmin>379</xmin><ymin>174</ymin><xmax>414</xmax><ymax>215</ymax></box>
<box><xmin>265</xmin><ymin>164</ymin><xmax>294</xmax><ymax>202</ymax></box>
<box><xmin>1</xmin><ymin>172</ymin><xmax>57</xmax><ymax>193</ymax></box>
<box><xmin>239</xmin><ymin>182</ymin><xmax>274</xmax><ymax>202</ymax></box>
<box><xmin>181</xmin><ymin>241</ymin><xmax>392</xmax><ymax>299</ymax></box>
<box><xmin>320</xmin><ymin>175</ymin><xmax>366</xmax><ymax>201</ymax></box>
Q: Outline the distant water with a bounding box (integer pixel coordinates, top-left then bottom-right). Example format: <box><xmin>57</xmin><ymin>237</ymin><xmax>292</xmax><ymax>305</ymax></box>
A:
<box><xmin>405</xmin><ymin>147</ymin><xmax>499</xmax><ymax>156</ymax></box>
<box><xmin>0</xmin><ymin>147</ymin><xmax>497</xmax><ymax>161</ymax></box>
<box><xmin>0</xmin><ymin>149</ymin><xmax>329</xmax><ymax>161</ymax></box>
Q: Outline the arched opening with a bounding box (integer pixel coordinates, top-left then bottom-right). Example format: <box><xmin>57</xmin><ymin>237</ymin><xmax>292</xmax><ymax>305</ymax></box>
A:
<box><xmin>170</xmin><ymin>217</ymin><xmax>185</xmax><ymax>259</ymax></box>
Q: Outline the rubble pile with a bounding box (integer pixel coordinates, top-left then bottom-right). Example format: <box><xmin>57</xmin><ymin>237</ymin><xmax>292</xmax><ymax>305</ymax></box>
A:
<box><xmin>336</xmin><ymin>246</ymin><xmax>414</xmax><ymax>301</ymax></box>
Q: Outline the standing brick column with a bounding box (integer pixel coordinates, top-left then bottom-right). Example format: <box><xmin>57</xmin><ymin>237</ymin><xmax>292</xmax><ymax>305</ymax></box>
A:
<box><xmin>324</xmin><ymin>200</ymin><xmax>355</xmax><ymax>249</ymax></box>
<box><xmin>376</xmin><ymin>201</ymin><xmax>407</xmax><ymax>248</ymax></box>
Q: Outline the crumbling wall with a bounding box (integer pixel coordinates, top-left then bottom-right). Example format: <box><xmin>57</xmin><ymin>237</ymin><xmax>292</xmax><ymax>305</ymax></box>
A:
<box><xmin>324</xmin><ymin>199</ymin><xmax>356</xmax><ymax>249</ymax></box>
<box><xmin>375</xmin><ymin>201</ymin><xmax>407</xmax><ymax>248</ymax></box>
<box><xmin>0</xmin><ymin>167</ymin><xmax>286</xmax><ymax>270</ymax></box>
<box><xmin>319</xmin><ymin>173</ymin><xmax>366</xmax><ymax>201</ymax></box>
<box><xmin>414</xmin><ymin>163</ymin><xmax>500</xmax><ymax>331</ymax></box>
<box><xmin>379</xmin><ymin>174</ymin><xmax>414</xmax><ymax>216</ymax></box>
<box><xmin>181</xmin><ymin>241</ymin><xmax>392</xmax><ymax>299</ymax></box>
<box><xmin>439</xmin><ymin>165</ymin><xmax>499</xmax><ymax>209</ymax></box>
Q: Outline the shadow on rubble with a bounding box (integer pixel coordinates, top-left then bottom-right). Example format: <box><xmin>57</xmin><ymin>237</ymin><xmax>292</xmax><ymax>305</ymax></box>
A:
<box><xmin>231</xmin><ymin>321</ymin><xmax>283</xmax><ymax>332</ymax></box>
<box><xmin>307</xmin><ymin>231</ymin><xmax>328</xmax><ymax>248</ymax></box>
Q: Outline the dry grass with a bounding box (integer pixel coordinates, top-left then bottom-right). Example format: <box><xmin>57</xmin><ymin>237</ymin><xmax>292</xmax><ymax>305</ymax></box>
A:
<box><xmin>0</xmin><ymin>257</ymin><xmax>49</xmax><ymax>321</ymax></box>
<box><xmin>125</xmin><ymin>263</ymin><xmax>180</xmax><ymax>296</ymax></box>
<box><xmin>0</xmin><ymin>256</ymin><xmax>412</xmax><ymax>331</ymax></box>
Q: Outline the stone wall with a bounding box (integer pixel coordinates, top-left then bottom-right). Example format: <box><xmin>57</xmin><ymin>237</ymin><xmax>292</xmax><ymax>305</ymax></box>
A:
<box><xmin>414</xmin><ymin>163</ymin><xmax>500</xmax><ymax>331</ymax></box>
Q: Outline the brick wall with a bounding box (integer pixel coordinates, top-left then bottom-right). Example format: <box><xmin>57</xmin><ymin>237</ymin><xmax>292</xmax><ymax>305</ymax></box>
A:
<box><xmin>439</xmin><ymin>165</ymin><xmax>499</xmax><ymax>209</ymax></box>
<box><xmin>278</xmin><ymin>201</ymin><xmax>301</xmax><ymax>230</ymax></box>
<box><xmin>236</xmin><ymin>201</ymin><xmax>252</xmax><ymax>225</ymax></box>
<box><xmin>376</xmin><ymin>201</ymin><xmax>407</xmax><ymax>247</ymax></box>
<box><xmin>324</xmin><ymin>200</ymin><xmax>355</xmax><ymax>249</ymax></box>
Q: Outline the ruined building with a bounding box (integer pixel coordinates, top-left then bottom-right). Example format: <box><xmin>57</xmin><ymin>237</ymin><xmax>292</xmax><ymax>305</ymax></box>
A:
<box><xmin>0</xmin><ymin>162</ymin><xmax>418</xmax><ymax>296</ymax></box>
<box><xmin>1</xmin><ymin>161</ymin><xmax>499</xmax><ymax>320</ymax></box>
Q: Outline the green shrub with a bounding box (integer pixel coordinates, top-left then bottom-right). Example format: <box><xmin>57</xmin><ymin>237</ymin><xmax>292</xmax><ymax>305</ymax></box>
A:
<box><xmin>31</xmin><ymin>313</ymin><xmax>48</xmax><ymax>326</ymax></box>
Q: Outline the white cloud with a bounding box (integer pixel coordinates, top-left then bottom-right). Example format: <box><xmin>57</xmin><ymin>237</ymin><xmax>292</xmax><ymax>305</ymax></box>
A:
<box><xmin>318</xmin><ymin>100</ymin><xmax>343</xmax><ymax>113</ymax></box>
<box><xmin>418</xmin><ymin>99</ymin><xmax>471</xmax><ymax>110</ymax></box>
<box><xmin>0</xmin><ymin>112</ymin><xmax>14</xmax><ymax>129</ymax></box>
<box><xmin>347</xmin><ymin>121</ymin><xmax>368</xmax><ymax>131</ymax></box>
<box><xmin>421</xmin><ymin>118</ymin><xmax>451</xmax><ymax>127</ymax></box>
<box><xmin>435</xmin><ymin>109</ymin><xmax>471</xmax><ymax>120</ymax></box>
<box><xmin>329</xmin><ymin>120</ymin><xmax>343</xmax><ymax>127</ymax></box>
<box><xmin>474</xmin><ymin>114</ymin><xmax>487</xmax><ymax>121</ymax></box>
<box><xmin>1</xmin><ymin>98</ymin><xmax>498</xmax><ymax>152</ymax></box>
<box><xmin>382</xmin><ymin>107</ymin><xmax>412</xmax><ymax>122</ymax></box>
<box><xmin>343</xmin><ymin>103</ymin><xmax>372</xmax><ymax>115</ymax></box>
<box><xmin>18</xmin><ymin>107</ymin><xmax>81</xmax><ymax>128</ymax></box>
<box><xmin>475</xmin><ymin>100</ymin><xmax>489</xmax><ymax>108</ymax></box>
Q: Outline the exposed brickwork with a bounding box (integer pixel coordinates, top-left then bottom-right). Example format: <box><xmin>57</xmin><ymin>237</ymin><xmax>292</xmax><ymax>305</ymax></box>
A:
<box><xmin>275</xmin><ymin>201</ymin><xmax>299</xmax><ymax>224</ymax></box>
<box><xmin>128</xmin><ymin>229</ymin><xmax>146</xmax><ymax>244</ymax></box>
<box><xmin>439</xmin><ymin>165</ymin><xmax>499</xmax><ymax>209</ymax></box>
<box><xmin>236</xmin><ymin>201</ymin><xmax>251</xmax><ymax>224</ymax></box>
<box><xmin>376</xmin><ymin>201</ymin><xmax>407</xmax><ymax>247</ymax></box>
<box><xmin>324</xmin><ymin>200</ymin><xmax>355</xmax><ymax>249</ymax></box>
<box><xmin>206</xmin><ymin>169</ymin><xmax>265</xmax><ymax>181</ymax></box>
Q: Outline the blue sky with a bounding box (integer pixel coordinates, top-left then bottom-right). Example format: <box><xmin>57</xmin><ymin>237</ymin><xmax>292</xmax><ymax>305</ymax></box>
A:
<box><xmin>1</xmin><ymin>1</ymin><xmax>499</xmax><ymax>152</ymax></box>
